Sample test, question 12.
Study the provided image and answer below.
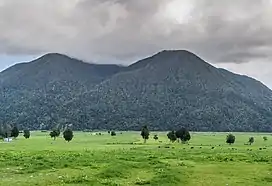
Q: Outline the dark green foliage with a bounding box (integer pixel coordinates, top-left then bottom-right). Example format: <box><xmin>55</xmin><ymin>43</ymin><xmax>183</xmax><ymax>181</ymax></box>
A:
<box><xmin>175</xmin><ymin>128</ymin><xmax>191</xmax><ymax>143</ymax></box>
<box><xmin>10</xmin><ymin>126</ymin><xmax>19</xmax><ymax>138</ymax></box>
<box><xmin>50</xmin><ymin>129</ymin><xmax>60</xmax><ymax>140</ymax></box>
<box><xmin>23</xmin><ymin>130</ymin><xmax>30</xmax><ymax>139</ymax></box>
<box><xmin>248</xmin><ymin>137</ymin><xmax>254</xmax><ymax>145</ymax></box>
<box><xmin>141</xmin><ymin>126</ymin><xmax>149</xmax><ymax>143</ymax></box>
<box><xmin>0</xmin><ymin>124</ymin><xmax>11</xmax><ymax>138</ymax></box>
<box><xmin>108</xmin><ymin>131</ymin><xmax>111</xmax><ymax>134</ymax></box>
<box><xmin>111</xmin><ymin>131</ymin><xmax>116</xmax><ymax>136</ymax></box>
<box><xmin>63</xmin><ymin>129</ymin><xmax>73</xmax><ymax>142</ymax></box>
<box><xmin>263</xmin><ymin>136</ymin><xmax>268</xmax><ymax>141</ymax></box>
<box><xmin>226</xmin><ymin>134</ymin><xmax>235</xmax><ymax>145</ymax></box>
<box><xmin>167</xmin><ymin>131</ymin><xmax>177</xmax><ymax>142</ymax></box>
<box><xmin>153</xmin><ymin>134</ymin><xmax>158</xmax><ymax>141</ymax></box>
<box><xmin>1</xmin><ymin>51</ymin><xmax>272</xmax><ymax>131</ymax></box>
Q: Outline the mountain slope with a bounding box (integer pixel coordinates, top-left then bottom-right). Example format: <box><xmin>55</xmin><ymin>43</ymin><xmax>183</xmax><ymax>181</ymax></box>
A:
<box><xmin>0</xmin><ymin>53</ymin><xmax>124</xmax><ymax>129</ymax></box>
<box><xmin>1</xmin><ymin>50</ymin><xmax>272</xmax><ymax>131</ymax></box>
<box><xmin>64</xmin><ymin>50</ymin><xmax>272</xmax><ymax>131</ymax></box>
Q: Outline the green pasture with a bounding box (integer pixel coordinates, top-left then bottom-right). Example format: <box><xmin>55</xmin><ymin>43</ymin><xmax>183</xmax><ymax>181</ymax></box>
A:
<box><xmin>0</xmin><ymin>131</ymin><xmax>271</xmax><ymax>186</ymax></box>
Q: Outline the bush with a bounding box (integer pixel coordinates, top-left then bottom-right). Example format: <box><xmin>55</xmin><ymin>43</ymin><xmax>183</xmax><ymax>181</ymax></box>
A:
<box><xmin>23</xmin><ymin>130</ymin><xmax>30</xmax><ymax>139</ymax></box>
<box><xmin>63</xmin><ymin>129</ymin><xmax>74</xmax><ymax>142</ymax></box>
<box><xmin>226</xmin><ymin>134</ymin><xmax>235</xmax><ymax>145</ymax></box>
<box><xmin>167</xmin><ymin>131</ymin><xmax>177</xmax><ymax>142</ymax></box>
<box><xmin>50</xmin><ymin>129</ymin><xmax>60</xmax><ymax>140</ymax></box>
<box><xmin>248</xmin><ymin>137</ymin><xmax>254</xmax><ymax>145</ymax></box>
<box><xmin>175</xmin><ymin>128</ymin><xmax>191</xmax><ymax>143</ymax></box>
<box><xmin>111</xmin><ymin>131</ymin><xmax>116</xmax><ymax>136</ymax></box>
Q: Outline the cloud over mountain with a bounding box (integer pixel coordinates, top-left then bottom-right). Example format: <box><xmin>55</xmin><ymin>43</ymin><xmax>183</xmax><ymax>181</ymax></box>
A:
<box><xmin>0</xmin><ymin>0</ymin><xmax>272</xmax><ymax>64</ymax></box>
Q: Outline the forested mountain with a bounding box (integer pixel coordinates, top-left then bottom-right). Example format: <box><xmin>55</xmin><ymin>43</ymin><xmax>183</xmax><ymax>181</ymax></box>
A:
<box><xmin>1</xmin><ymin>50</ymin><xmax>272</xmax><ymax>131</ymax></box>
<box><xmin>0</xmin><ymin>53</ymin><xmax>124</xmax><ymax>129</ymax></box>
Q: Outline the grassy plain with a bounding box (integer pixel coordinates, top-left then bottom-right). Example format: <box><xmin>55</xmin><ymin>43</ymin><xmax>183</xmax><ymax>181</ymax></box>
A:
<box><xmin>0</xmin><ymin>131</ymin><xmax>271</xmax><ymax>186</ymax></box>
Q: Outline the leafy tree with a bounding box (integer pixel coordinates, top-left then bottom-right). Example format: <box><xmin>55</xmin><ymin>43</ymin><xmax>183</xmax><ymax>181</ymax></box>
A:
<box><xmin>111</xmin><ymin>131</ymin><xmax>116</xmax><ymax>136</ymax></box>
<box><xmin>11</xmin><ymin>126</ymin><xmax>19</xmax><ymax>138</ymax></box>
<box><xmin>153</xmin><ymin>134</ymin><xmax>158</xmax><ymax>141</ymax></box>
<box><xmin>108</xmin><ymin>131</ymin><xmax>111</xmax><ymax>134</ymax></box>
<box><xmin>23</xmin><ymin>130</ymin><xmax>30</xmax><ymax>139</ymax></box>
<box><xmin>50</xmin><ymin>129</ymin><xmax>60</xmax><ymax>140</ymax></box>
<box><xmin>175</xmin><ymin>128</ymin><xmax>191</xmax><ymax>143</ymax></box>
<box><xmin>167</xmin><ymin>131</ymin><xmax>177</xmax><ymax>142</ymax></box>
<box><xmin>0</xmin><ymin>125</ymin><xmax>4</xmax><ymax>139</ymax></box>
<box><xmin>63</xmin><ymin>129</ymin><xmax>73</xmax><ymax>142</ymax></box>
<box><xmin>263</xmin><ymin>136</ymin><xmax>268</xmax><ymax>141</ymax></box>
<box><xmin>248</xmin><ymin>137</ymin><xmax>254</xmax><ymax>145</ymax></box>
<box><xmin>141</xmin><ymin>125</ymin><xmax>149</xmax><ymax>143</ymax></box>
<box><xmin>1</xmin><ymin>124</ymin><xmax>12</xmax><ymax>140</ymax></box>
<box><xmin>226</xmin><ymin>133</ymin><xmax>235</xmax><ymax>145</ymax></box>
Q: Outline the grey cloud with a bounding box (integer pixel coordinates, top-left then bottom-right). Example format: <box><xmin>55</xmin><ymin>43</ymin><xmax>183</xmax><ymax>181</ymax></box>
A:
<box><xmin>0</xmin><ymin>0</ymin><xmax>272</xmax><ymax>64</ymax></box>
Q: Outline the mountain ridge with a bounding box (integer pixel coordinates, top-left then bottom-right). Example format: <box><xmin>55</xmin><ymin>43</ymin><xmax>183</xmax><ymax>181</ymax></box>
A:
<box><xmin>0</xmin><ymin>50</ymin><xmax>272</xmax><ymax>131</ymax></box>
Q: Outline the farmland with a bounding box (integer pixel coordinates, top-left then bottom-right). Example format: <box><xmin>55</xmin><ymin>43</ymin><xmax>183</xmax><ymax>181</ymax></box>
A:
<box><xmin>0</xmin><ymin>132</ymin><xmax>271</xmax><ymax>186</ymax></box>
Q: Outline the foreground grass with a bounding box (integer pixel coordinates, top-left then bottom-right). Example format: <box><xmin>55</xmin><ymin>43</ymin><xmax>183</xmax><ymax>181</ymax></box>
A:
<box><xmin>0</xmin><ymin>132</ymin><xmax>271</xmax><ymax>186</ymax></box>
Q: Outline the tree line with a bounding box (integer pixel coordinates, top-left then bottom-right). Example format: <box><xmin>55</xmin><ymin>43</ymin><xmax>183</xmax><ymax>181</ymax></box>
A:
<box><xmin>0</xmin><ymin>124</ymin><xmax>73</xmax><ymax>142</ymax></box>
<box><xmin>1</xmin><ymin>124</ymin><xmax>269</xmax><ymax>145</ymax></box>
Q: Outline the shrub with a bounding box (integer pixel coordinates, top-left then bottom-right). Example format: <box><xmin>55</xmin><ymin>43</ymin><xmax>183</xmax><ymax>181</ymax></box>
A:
<box><xmin>248</xmin><ymin>137</ymin><xmax>254</xmax><ymax>145</ymax></box>
<box><xmin>111</xmin><ymin>131</ymin><xmax>116</xmax><ymax>136</ymax></box>
<box><xmin>175</xmin><ymin>128</ymin><xmax>191</xmax><ymax>143</ymax></box>
<box><xmin>23</xmin><ymin>130</ymin><xmax>30</xmax><ymax>139</ymax></box>
<box><xmin>226</xmin><ymin>133</ymin><xmax>235</xmax><ymax>145</ymax></box>
<box><xmin>63</xmin><ymin>129</ymin><xmax>73</xmax><ymax>142</ymax></box>
<box><xmin>167</xmin><ymin>131</ymin><xmax>177</xmax><ymax>142</ymax></box>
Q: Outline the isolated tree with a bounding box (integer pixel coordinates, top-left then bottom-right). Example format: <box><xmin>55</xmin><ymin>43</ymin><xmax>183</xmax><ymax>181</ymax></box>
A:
<box><xmin>23</xmin><ymin>130</ymin><xmax>30</xmax><ymax>139</ymax></box>
<box><xmin>63</xmin><ymin>129</ymin><xmax>73</xmax><ymax>142</ymax></box>
<box><xmin>263</xmin><ymin>136</ymin><xmax>268</xmax><ymax>141</ymax></box>
<box><xmin>2</xmin><ymin>124</ymin><xmax>12</xmax><ymax>141</ymax></box>
<box><xmin>111</xmin><ymin>131</ymin><xmax>116</xmax><ymax>136</ymax></box>
<box><xmin>50</xmin><ymin>129</ymin><xmax>60</xmax><ymax>140</ymax></box>
<box><xmin>153</xmin><ymin>134</ymin><xmax>159</xmax><ymax>141</ymax></box>
<box><xmin>167</xmin><ymin>131</ymin><xmax>177</xmax><ymax>142</ymax></box>
<box><xmin>175</xmin><ymin>128</ymin><xmax>191</xmax><ymax>143</ymax></box>
<box><xmin>248</xmin><ymin>137</ymin><xmax>254</xmax><ymax>145</ymax></box>
<box><xmin>11</xmin><ymin>126</ymin><xmax>19</xmax><ymax>139</ymax></box>
<box><xmin>0</xmin><ymin>125</ymin><xmax>4</xmax><ymax>139</ymax></box>
<box><xmin>226</xmin><ymin>133</ymin><xmax>235</xmax><ymax>145</ymax></box>
<box><xmin>141</xmin><ymin>125</ymin><xmax>149</xmax><ymax>143</ymax></box>
<box><xmin>108</xmin><ymin>131</ymin><xmax>111</xmax><ymax>134</ymax></box>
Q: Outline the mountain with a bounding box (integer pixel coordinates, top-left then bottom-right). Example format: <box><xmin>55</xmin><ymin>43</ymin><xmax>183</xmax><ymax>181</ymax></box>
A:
<box><xmin>65</xmin><ymin>50</ymin><xmax>272</xmax><ymax>131</ymax></box>
<box><xmin>0</xmin><ymin>53</ymin><xmax>124</xmax><ymax>129</ymax></box>
<box><xmin>1</xmin><ymin>50</ymin><xmax>272</xmax><ymax>132</ymax></box>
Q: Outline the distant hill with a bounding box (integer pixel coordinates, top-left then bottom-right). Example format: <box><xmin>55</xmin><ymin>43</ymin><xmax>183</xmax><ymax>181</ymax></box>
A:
<box><xmin>1</xmin><ymin>50</ymin><xmax>272</xmax><ymax>131</ymax></box>
<box><xmin>65</xmin><ymin>50</ymin><xmax>272</xmax><ymax>131</ymax></box>
<box><xmin>0</xmin><ymin>53</ymin><xmax>124</xmax><ymax>129</ymax></box>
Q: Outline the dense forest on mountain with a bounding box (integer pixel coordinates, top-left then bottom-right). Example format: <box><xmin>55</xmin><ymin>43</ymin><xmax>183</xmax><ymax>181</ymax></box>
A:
<box><xmin>1</xmin><ymin>50</ymin><xmax>272</xmax><ymax>132</ymax></box>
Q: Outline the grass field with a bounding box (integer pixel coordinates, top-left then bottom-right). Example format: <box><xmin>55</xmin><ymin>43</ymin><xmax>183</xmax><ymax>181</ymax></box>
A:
<box><xmin>0</xmin><ymin>131</ymin><xmax>271</xmax><ymax>186</ymax></box>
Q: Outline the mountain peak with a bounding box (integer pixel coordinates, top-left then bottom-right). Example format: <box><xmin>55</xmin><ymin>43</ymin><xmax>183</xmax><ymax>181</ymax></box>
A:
<box><xmin>156</xmin><ymin>50</ymin><xmax>202</xmax><ymax>60</ymax></box>
<box><xmin>159</xmin><ymin>49</ymin><xmax>193</xmax><ymax>54</ymax></box>
<box><xmin>37</xmin><ymin>53</ymin><xmax>74</xmax><ymax>61</ymax></box>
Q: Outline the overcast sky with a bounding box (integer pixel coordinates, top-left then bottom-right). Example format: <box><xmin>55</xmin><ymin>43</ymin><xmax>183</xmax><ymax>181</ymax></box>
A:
<box><xmin>0</xmin><ymin>0</ymin><xmax>271</xmax><ymax>88</ymax></box>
